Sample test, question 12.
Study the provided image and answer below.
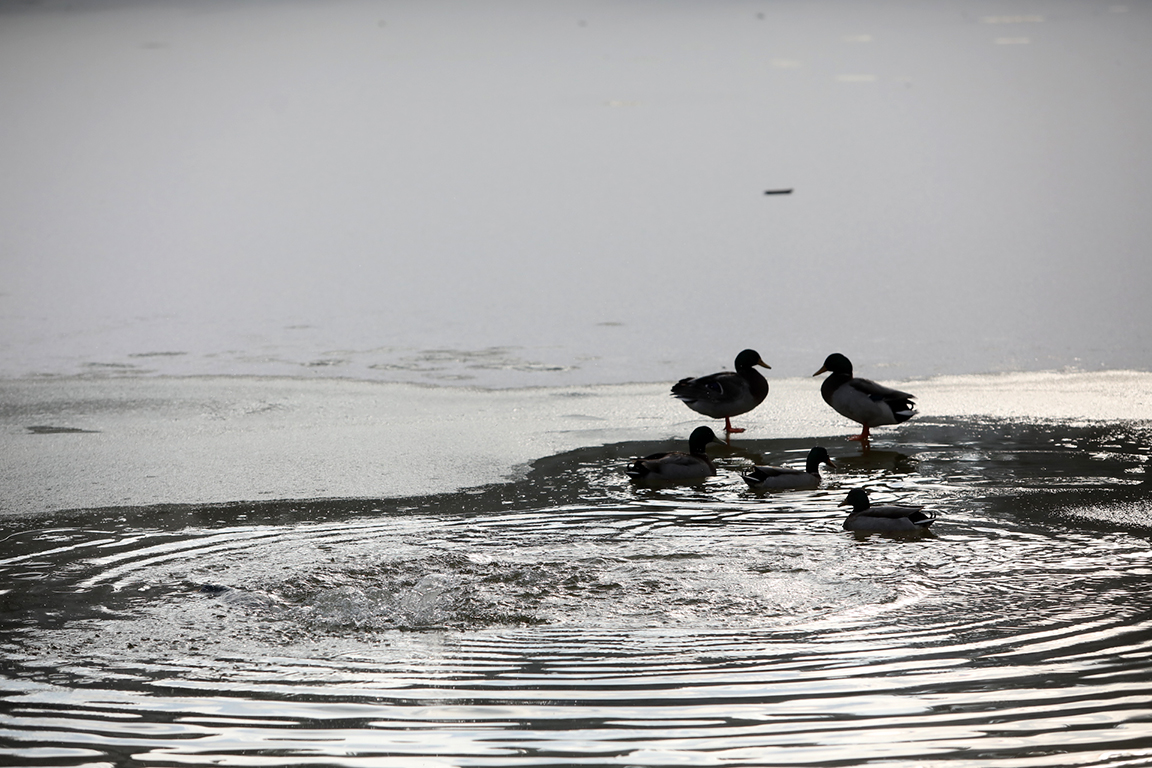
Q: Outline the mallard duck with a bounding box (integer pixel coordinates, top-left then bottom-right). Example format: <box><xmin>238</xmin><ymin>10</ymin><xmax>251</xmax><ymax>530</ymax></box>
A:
<box><xmin>813</xmin><ymin>353</ymin><xmax>916</xmax><ymax>446</ymax></box>
<box><xmin>742</xmin><ymin>446</ymin><xmax>835</xmax><ymax>490</ymax></box>
<box><xmin>671</xmin><ymin>349</ymin><xmax>770</xmax><ymax>439</ymax></box>
<box><xmin>839</xmin><ymin>488</ymin><xmax>935</xmax><ymax>532</ymax></box>
<box><xmin>626</xmin><ymin>426</ymin><xmax>723</xmax><ymax>481</ymax></box>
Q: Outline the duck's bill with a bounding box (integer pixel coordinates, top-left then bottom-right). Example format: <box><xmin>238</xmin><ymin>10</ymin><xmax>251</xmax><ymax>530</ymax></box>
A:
<box><xmin>758</xmin><ymin>360</ymin><xmax>772</xmax><ymax>369</ymax></box>
<box><xmin>813</xmin><ymin>366</ymin><xmax>829</xmax><ymax>376</ymax></box>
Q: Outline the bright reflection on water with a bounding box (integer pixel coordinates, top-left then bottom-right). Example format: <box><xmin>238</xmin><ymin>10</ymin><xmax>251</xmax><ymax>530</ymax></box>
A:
<box><xmin>2</xmin><ymin>417</ymin><xmax>1152</xmax><ymax>766</ymax></box>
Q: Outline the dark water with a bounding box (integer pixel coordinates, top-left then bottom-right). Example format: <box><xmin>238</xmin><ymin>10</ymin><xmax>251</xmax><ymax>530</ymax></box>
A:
<box><xmin>3</xmin><ymin>415</ymin><xmax>1151</xmax><ymax>767</ymax></box>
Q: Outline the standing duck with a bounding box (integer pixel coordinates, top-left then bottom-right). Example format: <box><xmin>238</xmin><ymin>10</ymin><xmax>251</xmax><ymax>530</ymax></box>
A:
<box><xmin>839</xmin><ymin>488</ymin><xmax>936</xmax><ymax>532</ymax></box>
<box><xmin>626</xmin><ymin>426</ymin><xmax>724</xmax><ymax>482</ymax></box>
<box><xmin>742</xmin><ymin>446</ymin><xmax>836</xmax><ymax>490</ymax></box>
<box><xmin>671</xmin><ymin>349</ymin><xmax>771</xmax><ymax>440</ymax></box>
<box><xmin>813</xmin><ymin>353</ymin><xmax>916</xmax><ymax>447</ymax></box>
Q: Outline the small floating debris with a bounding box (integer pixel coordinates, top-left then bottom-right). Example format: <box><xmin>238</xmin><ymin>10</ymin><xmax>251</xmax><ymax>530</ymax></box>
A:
<box><xmin>26</xmin><ymin>425</ymin><xmax>99</xmax><ymax>434</ymax></box>
<box><xmin>764</xmin><ymin>189</ymin><xmax>793</xmax><ymax>195</ymax></box>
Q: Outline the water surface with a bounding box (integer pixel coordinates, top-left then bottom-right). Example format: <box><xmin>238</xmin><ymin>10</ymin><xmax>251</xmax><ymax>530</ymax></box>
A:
<box><xmin>3</xmin><ymin>416</ymin><xmax>1152</xmax><ymax>766</ymax></box>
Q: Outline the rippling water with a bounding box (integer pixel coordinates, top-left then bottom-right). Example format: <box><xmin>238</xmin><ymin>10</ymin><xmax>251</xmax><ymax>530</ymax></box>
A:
<box><xmin>3</xmin><ymin>416</ymin><xmax>1151</xmax><ymax>766</ymax></box>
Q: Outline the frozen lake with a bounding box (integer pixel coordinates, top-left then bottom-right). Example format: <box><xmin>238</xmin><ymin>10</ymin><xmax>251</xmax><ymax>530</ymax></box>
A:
<box><xmin>1</xmin><ymin>0</ymin><xmax>1150</xmax><ymax>386</ymax></box>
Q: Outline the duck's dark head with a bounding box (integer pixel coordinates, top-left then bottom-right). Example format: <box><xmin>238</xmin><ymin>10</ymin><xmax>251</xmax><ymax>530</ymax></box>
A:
<box><xmin>688</xmin><ymin>426</ymin><xmax>722</xmax><ymax>454</ymax></box>
<box><xmin>813</xmin><ymin>352</ymin><xmax>853</xmax><ymax>378</ymax></box>
<box><xmin>808</xmin><ymin>446</ymin><xmax>836</xmax><ymax>469</ymax></box>
<box><xmin>839</xmin><ymin>488</ymin><xmax>871</xmax><ymax>511</ymax></box>
<box><xmin>735</xmin><ymin>349</ymin><xmax>771</xmax><ymax>371</ymax></box>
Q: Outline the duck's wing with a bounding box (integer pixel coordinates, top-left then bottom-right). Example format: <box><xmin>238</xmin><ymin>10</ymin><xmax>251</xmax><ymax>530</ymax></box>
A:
<box><xmin>661</xmin><ymin>452</ymin><xmax>714</xmax><ymax>468</ymax></box>
<box><xmin>627</xmin><ymin>451</ymin><xmax>673</xmax><ymax>478</ymax></box>
<box><xmin>848</xmin><ymin>377</ymin><xmax>915</xmax><ymax>404</ymax></box>
<box><xmin>864</xmin><ymin>504</ymin><xmax>926</xmax><ymax>520</ymax></box>
<box><xmin>639</xmin><ymin>450</ymin><xmax>674</xmax><ymax>461</ymax></box>
<box><xmin>634</xmin><ymin>451</ymin><xmax>715</xmax><ymax>480</ymax></box>
<box><xmin>745</xmin><ymin>464</ymin><xmax>804</xmax><ymax>480</ymax></box>
<box><xmin>672</xmin><ymin>371</ymin><xmax>746</xmax><ymax>404</ymax></box>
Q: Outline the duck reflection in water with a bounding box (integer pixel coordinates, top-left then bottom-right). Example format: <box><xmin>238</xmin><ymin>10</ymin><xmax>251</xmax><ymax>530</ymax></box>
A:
<box><xmin>833</xmin><ymin>448</ymin><xmax>917</xmax><ymax>475</ymax></box>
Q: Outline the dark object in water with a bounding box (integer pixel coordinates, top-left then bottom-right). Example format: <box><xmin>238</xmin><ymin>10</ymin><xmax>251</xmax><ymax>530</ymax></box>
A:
<box><xmin>763</xmin><ymin>189</ymin><xmax>793</xmax><ymax>195</ymax></box>
<box><xmin>26</xmin><ymin>425</ymin><xmax>99</xmax><ymax>434</ymax></box>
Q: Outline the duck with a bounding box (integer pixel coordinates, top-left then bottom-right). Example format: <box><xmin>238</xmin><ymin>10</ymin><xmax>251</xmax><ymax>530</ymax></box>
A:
<box><xmin>626</xmin><ymin>426</ymin><xmax>724</xmax><ymax>482</ymax></box>
<box><xmin>839</xmin><ymin>488</ymin><xmax>935</xmax><ymax>532</ymax></box>
<box><xmin>813</xmin><ymin>353</ymin><xmax>916</xmax><ymax>447</ymax></box>
<box><xmin>671</xmin><ymin>349</ymin><xmax>771</xmax><ymax>440</ymax></box>
<box><xmin>742</xmin><ymin>446</ymin><xmax>835</xmax><ymax>490</ymax></box>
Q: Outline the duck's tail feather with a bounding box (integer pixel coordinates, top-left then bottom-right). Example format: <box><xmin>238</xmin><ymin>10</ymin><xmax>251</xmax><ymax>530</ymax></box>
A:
<box><xmin>909</xmin><ymin>509</ymin><xmax>935</xmax><ymax>527</ymax></box>
<box><xmin>891</xmin><ymin>404</ymin><xmax>917</xmax><ymax>424</ymax></box>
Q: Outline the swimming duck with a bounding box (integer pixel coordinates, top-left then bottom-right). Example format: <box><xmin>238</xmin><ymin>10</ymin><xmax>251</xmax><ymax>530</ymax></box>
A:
<box><xmin>742</xmin><ymin>446</ymin><xmax>835</xmax><ymax>490</ymax></box>
<box><xmin>626</xmin><ymin>426</ymin><xmax>724</xmax><ymax>482</ymax></box>
<box><xmin>813</xmin><ymin>353</ymin><xmax>916</xmax><ymax>447</ymax></box>
<box><xmin>671</xmin><ymin>349</ymin><xmax>771</xmax><ymax>439</ymax></box>
<box><xmin>839</xmin><ymin>488</ymin><xmax>935</xmax><ymax>532</ymax></box>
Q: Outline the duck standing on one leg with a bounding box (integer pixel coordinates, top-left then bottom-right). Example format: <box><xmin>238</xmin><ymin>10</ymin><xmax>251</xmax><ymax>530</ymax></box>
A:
<box><xmin>742</xmin><ymin>446</ymin><xmax>835</xmax><ymax>491</ymax></box>
<box><xmin>813</xmin><ymin>353</ymin><xmax>916</xmax><ymax>448</ymax></box>
<box><xmin>839</xmin><ymin>488</ymin><xmax>936</xmax><ymax>533</ymax></box>
<box><xmin>671</xmin><ymin>349</ymin><xmax>771</xmax><ymax>442</ymax></box>
<box><xmin>626</xmin><ymin>426</ymin><xmax>724</xmax><ymax>482</ymax></box>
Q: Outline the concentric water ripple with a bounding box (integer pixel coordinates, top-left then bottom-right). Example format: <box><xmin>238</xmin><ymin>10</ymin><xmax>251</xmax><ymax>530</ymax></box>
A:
<box><xmin>2</xmin><ymin>417</ymin><xmax>1152</xmax><ymax>767</ymax></box>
